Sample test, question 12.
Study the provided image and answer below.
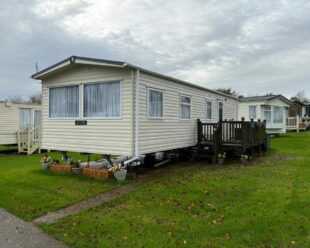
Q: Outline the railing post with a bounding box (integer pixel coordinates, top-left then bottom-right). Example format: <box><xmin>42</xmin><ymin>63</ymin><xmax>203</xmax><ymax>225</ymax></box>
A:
<box><xmin>27</xmin><ymin>127</ymin><xmax>31</xmax><ymax>155</ymax></box>
<box><xmin>296</xmin><ymin>115</ymin><xmax>299</xmax><ymax>132</ymax></box>
<box><xmin>17</xmin><ymin>131</ymin><xmax>21</xmax><ymax>154</ymax></box>
<box><xmin>197</xmin><ymin>119</ymin><xmax>202</xmax><ymax>144</ymax></box>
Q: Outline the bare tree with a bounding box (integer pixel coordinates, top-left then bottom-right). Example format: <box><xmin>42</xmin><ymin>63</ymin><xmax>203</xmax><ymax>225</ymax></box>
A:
<box><xmin>27</xmin><ymin>93</ymin><xmax>42</xmax><ymax>104</ymax></box>
<box><xmin>8</xmin><ymin>96</ymin><xmax>25</xmax><ymax>104</ymax></box>
<box><xmin>216</xmin><ymin>88</ymin><xmax>240</xmax><ymax>97</ymax></box>
<box><xmin>291</xmin><ymin>91</ymin><xmax>309</xmax><ymax>102</ymax></box>
<box><xmin>7</xmin><ymin>93</ymin><xmax>42</xmax><ymax>104</ymax></box>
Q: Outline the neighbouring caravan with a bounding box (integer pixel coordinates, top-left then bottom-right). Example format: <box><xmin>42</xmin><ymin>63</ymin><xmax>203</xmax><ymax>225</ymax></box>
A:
<box><xmin>32</xmin><ymin>56</ymin><xmax>238</xmax><ymax>162</ymax></box>
<box><xmin>238</xmin><ymin>95</ymin><xmax>291</xmax><ymax>134</ymax></box>
<box><xmin>0</xmin><ymin>101</ymin><xmax>41</xmax><ymax>147</ymax></box>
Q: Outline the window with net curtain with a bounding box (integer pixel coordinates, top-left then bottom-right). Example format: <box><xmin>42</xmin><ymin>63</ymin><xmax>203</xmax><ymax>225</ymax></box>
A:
<box><xmin>148</xmin><ymin>89</ymin><xmax>163</xmax><ymax>118</ymax></box>
<box><xmin>49</xmin><ymin>86</ymin><xmax>79</xmax><ymax>118</ymax></box>
<box><xmin>84</xmin><ymin>81</ymin><xmax>121</xmax><ymax>118</ymax></box>
<box><xmin>181</xmin><ymin>95</ymin><xmax>191</xmax><ymax>119</ymax></box>
<box><xmin>206</xmin><ymin>100</ymin><xmax>212</xmax><ymax>120</ymax></box>
<box><xmin>20</xmin><ymin>108</ymin><xmax>32</xmax><ymax>129</ymax></box>
<box><xmin>273</xmin><ymin>106</ymin><xmax>283</xmax><ymax>123</ymax></box>
<box><xmin>263</xmin><ymin>106</ymin><xmax>271</xmax><ymax>123</ymax></box>
<box><xmin>249</xmin><ymin>106</ymin><xmax>256</xmax><ymax>119</ymax></box>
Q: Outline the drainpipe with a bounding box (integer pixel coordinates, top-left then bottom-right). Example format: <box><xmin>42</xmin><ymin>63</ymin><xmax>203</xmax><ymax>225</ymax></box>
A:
<box><xmin>135</xmin><ymin>69</ymin><xmax>140</xmax><ymax>157</ymax></box>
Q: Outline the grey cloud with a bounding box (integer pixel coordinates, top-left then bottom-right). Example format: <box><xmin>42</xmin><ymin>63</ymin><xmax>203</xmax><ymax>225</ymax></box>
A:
<box><xmin>0</xmin><ymin>0</ymin><xmax>309</xmax><ymax>100</ymax></box>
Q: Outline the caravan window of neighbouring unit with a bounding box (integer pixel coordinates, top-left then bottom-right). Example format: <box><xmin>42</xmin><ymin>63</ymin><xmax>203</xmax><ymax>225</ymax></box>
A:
<box><xmin>84</xmin><ymin>81</ymin><xmax>121</xmax><ymax>118</ymax></box>
<box><xmin>49</xmin><ymin>86</ymin><xmax>79</xmax><ymax>118</ymax></box>
<box><xmin>180</xmin><ymin>95</ymin><xmax>191</xmax><ymax>120</ymax></box>
<box><xmin>148</xmin><ymin>89</ymin><xmax>163</xmax><ymax>118</ymax></box>
<box><xmin>249</xmin><ymin>106</ymin><xmax>256</xmax><ymax>119</ymax></box>
<box><xmin>273</xmin><ymin>106</ymin><xmax>283</xmax><ymax>123</ymax></box>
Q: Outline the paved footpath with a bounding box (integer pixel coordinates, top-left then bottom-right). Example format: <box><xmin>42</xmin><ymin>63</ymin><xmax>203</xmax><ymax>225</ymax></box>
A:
<box><xmin>0</xmin><ymin>207</ymin><xmax>67</xmax><ymax>248</ymax></box>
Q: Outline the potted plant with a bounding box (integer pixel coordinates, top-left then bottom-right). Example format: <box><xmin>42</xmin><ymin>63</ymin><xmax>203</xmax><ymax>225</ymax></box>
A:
<box><xmin>218</xmin><ymin>153</ymin><xmax>226</xmax><ymax>165</ymax></box>
<box><xmin>40</xmin><ymin>154</ymin><xmax>52</xmax><ymax>170</ymax></box>
<box><xmin>240</xmin><ymin>154</ymin><xmax>249</xmax><ymax>165</ymax></box>
<box><xmin>72</xmin><ymin>160</ymin><xmax>82</xmax><ymax>174</ymax></box>
<box><xmin>109</xmin><ymin>164</ymin><xmax>127</xmax><ymax>181</ymax></box>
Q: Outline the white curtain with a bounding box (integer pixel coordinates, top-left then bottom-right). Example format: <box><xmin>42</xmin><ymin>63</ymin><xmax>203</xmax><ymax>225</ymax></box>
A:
<box><xmin>49</xmin><ymin>86</ymin><xmax>79</xmax><ymax>118</ymax></box>
<box><xmin>20</xmin><ymin>109</ymin><xmax>32</xmax><ymax>129</ymax></box>
<box><xmin>34</xmin><ymin>110</ymin><xmax>41</xmax><ymax>127</ymax></box>
<box><xmin>206</xmin><ymin>101</ymin><xmax>212</xmax><ymax>120</ymax></box>
<box><xmin>264</xmin><ymin>106</ymin><xmax>271</xmax><ymax>123</ymax></box>
<box><xmin>181</xmin><ymin>96</ymin><xmax>191</xmax><ymax>119</ymax></box>
<box><xmin>84</xmin><ymin>82</ymin><xmax>121</xmax><ymax>117</ymax></box>
<box><xmin>249</xmin><ymin>106</ymin><xmax>256</xmax><ymax>119</ymax></box>
<box><xmin>149</xmin><ymin>89</ymin><xmax>163</xmax><ymax>117</ymax></box>
<box><xmin>273</xmin><ymin>106</ymin><xmax>283</xmax><ymax>123</ymax></box>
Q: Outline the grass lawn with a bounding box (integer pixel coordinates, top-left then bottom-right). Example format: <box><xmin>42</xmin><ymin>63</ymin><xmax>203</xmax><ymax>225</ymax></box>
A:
<box><xmin>0</xmin><ymin>152</ymin><xmax>128</xmax><ymax>220</ymax></box>
<box><xmin>40</xmin><ymin>132</ymin><xmax>310</xmax><ymax>248</ymax></box>
<box><xmin>0</xmin><ymin>144</ymin><xmax>17</xmax><ymax>152</ymax></box>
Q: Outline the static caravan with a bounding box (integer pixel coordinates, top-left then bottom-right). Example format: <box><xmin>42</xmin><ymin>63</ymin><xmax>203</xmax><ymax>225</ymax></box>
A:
<box><xmin>0</xmin><ymin>101</ymin><xmax>41</xmax><ymax>152</ymax></box>
<box><xmin>32</xmin><ymin>56</ymin><xmax>238</xmax><ymax>163</ymax></box>
<box><xmin>238</xmin><ymin>95</ymin><xmax>291</xmax><ymax>134</ymax></box>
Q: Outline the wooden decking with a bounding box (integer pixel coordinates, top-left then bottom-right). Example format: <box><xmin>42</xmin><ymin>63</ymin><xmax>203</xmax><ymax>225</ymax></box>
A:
<box><xmin>193</xmin><ymin>119</ymin><xmax>268</xmax><ymax>163</ymax></box>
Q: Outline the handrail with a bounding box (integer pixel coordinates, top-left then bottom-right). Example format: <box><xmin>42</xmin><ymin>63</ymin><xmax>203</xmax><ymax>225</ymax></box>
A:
<box><xmin>17</xmin><ymin>125</ymin><xmax>41</xmax><ymax>154</ymax></box>
<box><xmin>197</xmin><ymin>119</ymin><xmax>267</xmax><ymax>159</ymax></box>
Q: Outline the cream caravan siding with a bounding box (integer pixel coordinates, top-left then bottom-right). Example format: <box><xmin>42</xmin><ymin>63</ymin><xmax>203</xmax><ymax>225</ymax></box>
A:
<box><xmin>0</xmin><ymin>103</ymin><xmax>41</xmax><ymax>145</ymax></box>
<box><xmin>41</xmin><ymin>65</ymin><xmax>133</xmax><ymax>155</ymax></box>
<box><xmin>238</xmin><ymin>102</ymin><xmax>262</xmax><ymax>121</ymax></box>
<box><xmin>137</xmin><ymin>72</ymin><xmax>238</xmax><ymax>154</ymax></box>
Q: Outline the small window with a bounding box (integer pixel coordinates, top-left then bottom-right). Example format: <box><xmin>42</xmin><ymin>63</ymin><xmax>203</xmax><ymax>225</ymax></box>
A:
<box><xmin>20</xmin><ymin>109</ymin><xmax>32</xmax><ymax>129</ymax></box>
<box><xmin>218</xmin><ymin>101</ymin><xmax>223</xmax><ymax>121</ymax></box>
<box><xmin>263</xmin><ymin>106</ymin><xmax>271</xmax><ymax>123</ymax></box>
<box><xmin>273</xmin><ymin>106</ymin><xmax>283</xmax><ymax>123</ymax></box>
<box><xmin>148</xmin><ymin>89</ymin><xmax>163</xmax><ymax>118</ymax></box>
<box><xmin>249</xmin><ymin>106</ymin><xmax>256</xmax><ymax>119</ymax></box>
<box><xmin>180</xmin><ymin>95</ymin><xmax>191</xmax><ymax>120</ymax></box>
<box><xmin>206</xmin><ymin>100</ymin><xmax>212</xmax><ymax>120</ymax></box>
<box><xmin>49</xmin><ymin>86</ymin><xmax>79</xmax><ymax>118</ymax></box>
<box><xmin>84</xmin><ymin>81</ymin><xmax>121</xmax><ymax>118</ymax></box>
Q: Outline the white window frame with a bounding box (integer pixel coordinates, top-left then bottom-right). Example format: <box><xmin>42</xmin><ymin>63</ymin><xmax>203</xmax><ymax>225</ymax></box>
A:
<box><xmin>82</xmin><ymin>81</ymin><xmax>123</xmax><ymax>120</ymax></box>
<box><xmin>272</xmin><ymin>105</ymin><xmax>283</xmax><ymax>124</ymax></box>
<box><xmin>180</xmin><ymin>94</ymin><xmax>191</xmax><ymax>120</ymax></box>
<box><xmin>249</xmin><ymin>105</ymin><xmax>257</xmax><ymax>119</ymax></box>
<box><xmin>147</xmin><ymin>87</ymin><xmax>164</xmax><ymax>119</ymax></box>
<box><xmin>205</xmin><ymin>99</ymin><xmax>212</xmax><ymax>121</ymax></box>
<box><xmin>48</xmin><ymin>85</ymin><xmax>80</xmax><ymax>120</ymax></box>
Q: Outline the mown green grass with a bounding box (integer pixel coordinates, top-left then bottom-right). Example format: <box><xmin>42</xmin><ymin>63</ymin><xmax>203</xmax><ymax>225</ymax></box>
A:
<box><xmin>0</xmin><ymin>145</ymin><xmax>17</xmax><ymax>152</ymax></box>
<box><xmin>0</xmin><ymin>152</ymin><xmax>127</xmax><ymax>220</ymax></box>
<box><xmin>41</xmin><ymin>132</ymin><xmax>310</xmax><ymax>248</ymax></box>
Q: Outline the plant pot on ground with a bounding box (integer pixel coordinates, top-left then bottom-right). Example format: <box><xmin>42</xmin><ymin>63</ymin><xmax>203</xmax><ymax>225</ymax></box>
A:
<box><xmin>114</xmin><ymin>170</ymin><xmax>127</xmax><ymax>181</ymax></box>
<box><xmin>109</xmin><ymin>164</ymin><xmax>127</xmax><ymax>181</ymax></box>
<box><xmin>72</xmin><ymin>161</ymin><xmax>82</xmax><ymax>174</ymax></box>
<box><xmin>40</xmin><ymin>154</ymin><xmax>52</xmax><ymax>170</ymax></box>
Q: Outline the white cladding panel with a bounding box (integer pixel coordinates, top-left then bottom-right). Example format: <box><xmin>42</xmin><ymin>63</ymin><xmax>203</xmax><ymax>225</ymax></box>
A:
<box><xmin>0</xmin><ymin>103</ymin><xmax>41</xmax><ymax>145</ymax></box>
<box><xmin>41</xmin><ymin>65</ymin><xmax>133</xmax><ymax>155</ymax></box>
<box><xmin>137</xmin><ymin>72</ymin><xmax>238</xmax><ymax>154</ymax></box>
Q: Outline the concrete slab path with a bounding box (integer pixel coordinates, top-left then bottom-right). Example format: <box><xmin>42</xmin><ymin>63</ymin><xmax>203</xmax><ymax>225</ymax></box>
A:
<box><xmin>0</xmin><ymin>207</ymin><xmax>67</xmax><ymax>248</ymax></box>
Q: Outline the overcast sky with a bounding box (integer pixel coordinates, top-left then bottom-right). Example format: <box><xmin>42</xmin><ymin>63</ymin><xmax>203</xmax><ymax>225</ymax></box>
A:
<box><xmin>1</xmin><ymin>0</ymin><xmax>310</xmax><ymax>100</ymax></box>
